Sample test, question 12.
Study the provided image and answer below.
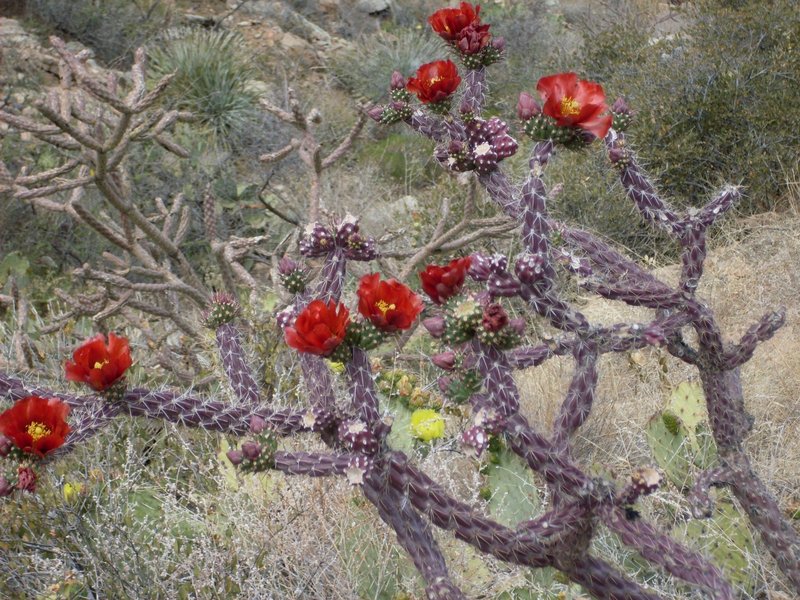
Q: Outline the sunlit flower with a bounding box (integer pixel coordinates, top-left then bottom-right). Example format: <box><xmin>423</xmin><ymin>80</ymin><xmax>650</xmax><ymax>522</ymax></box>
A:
<box><xmin>284</xmin><ymin>300</ymin><xmax>350</xmax><ymax>356</ymax></box>
<box><xmin>536</xmin><ymin>72</ymin><xmax>612</xmax><ymax>140</ymax></box>
<box><xmin>407</xmin><ymin>60</ymin><xmax>461</xmax><ymax>104</ymax></box>
<box><xmin>0</xmin><ymin>396</ymin><xmax>71</xmax><ymax>457</ymax></box>
<box><xmin>428</xmin><ymin>2</ymin><xmax>482</xmax><ymax>42</ymax></box>
<box><xmin>65</xmin><ymin>333</ymin><xmax>132</xmax><ymax>392</ymax></box>
<box><xmin>410</xmin><ymin>409</ymin><xmax>445</xmax><ymax>442</ymax></box>
<box><xmin>419</xmin><ymin>256</ymin><xmax>472</xmax><ymax>304</ymax></box>
<box><xmin>357</xmin><ymin>273</ymin><xmax>423</xmax><ymax>332</ymax></box>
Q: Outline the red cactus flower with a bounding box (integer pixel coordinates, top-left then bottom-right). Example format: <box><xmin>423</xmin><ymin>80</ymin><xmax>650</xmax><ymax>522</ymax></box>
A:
<box><xmin>407</xmin><ymin>60</ymin><xmax>461</xmax><ymax>104</ymax></box>
<box><xmin>0</xmin><ymin>396</ymin><xmax>71</xmax><ymax>457</ymax></box>
<box><xmin>428</xmin><ymin>2</ymin><xmax>482</xmax><ymax>42</ymax></box>
<box><xmin>419</xmin><ymin>256</ymin><xmax>472</xmax><ymax>304</ymax></box>
<box><xmin>536</xmin><ymin>72</ymin><xmax>612</xmax><ymax>140</ymax></box>
<box><xmin>285</xmin><ymin>299</ymin><xmax>350</xmax><ymax>356</ymax></box>
<box><xmin>65</xmin><ymin>333</ymin><xmax>132</xmax><ymax>392</ymax></box>
<box><xmin>357</xmin><ymin>273</ymin><xmax>423</xmax><ymax>333</ymax></box>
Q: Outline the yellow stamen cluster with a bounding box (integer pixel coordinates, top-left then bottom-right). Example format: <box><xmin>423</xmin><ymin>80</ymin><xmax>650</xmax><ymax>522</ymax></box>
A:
<box><xmin>93</xmin><ymin>359</ymin><xmax>109</xmax><ymax>370</ymax></box>
<box><xmin>376</xmin><ymin>300</ymin><xmax>396</xmax><ymax>316</ymax></box>
<box><xmin>26</xmin><ymin>421</ymin><xmax>52</xmax><ymax>441</ymax></box>
<box><xmin>428</xmin><ymin>76</ymin><xmax>445</xmax><ymax>85</ymax></box>
<box><xmin>560</xmin><ymin>96</ymin><xmax>581</xmax><ymax>117</ymax></box>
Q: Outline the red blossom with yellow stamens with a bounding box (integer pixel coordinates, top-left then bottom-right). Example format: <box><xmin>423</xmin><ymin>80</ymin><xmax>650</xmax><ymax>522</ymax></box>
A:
<box><xmin>65</xmin><ymin>333</ymin><xmax>132</xmax><ymax>392</ymax></box>
<box><xmin>407</xmin><ymin>60</ymin><xmax>461</xmax><ymax>104</ymax></box>
<box><xmin>536</xmin><ymin>72</ymin><xmax>612</xmax><ymax>140</ymax></box>
<box><xmin>285</xmin><ymin>300</ymin><xmax>350</xmax><ymax>356</ymax></box>
<box><xmin>357</xmin><ymin>273</ymin><xmax>423</xmax><ymax>333</ymax></box>
<box><xmin>419</xmin><ymin>256</ymin><xmax>472</xmax><ymax>305</ymax></box>
<box><xmin>0</xmin><ymin>396</ymin><xmax>71</xmax><ymax>457</ymax></box>
<box><xmin>428</xmin><ymin>2</ymin><xmax>482</xmax><ymax>43</ymax></box>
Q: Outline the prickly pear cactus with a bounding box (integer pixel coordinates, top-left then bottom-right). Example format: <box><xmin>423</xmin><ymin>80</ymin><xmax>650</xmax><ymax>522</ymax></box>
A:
<box><xmin>482</xmin><ymin>443</ymin><xmax>541</xmax><ymax>527</ymax></box>
<box><xmin>674</xmin><ymin>496</ymin><xmax>756</xmax><ymax>595</ymax></box>
<box><xmin>646</xmin><ymin>381</ymin><xmax>717</xmax><ymax>489</ymax></box>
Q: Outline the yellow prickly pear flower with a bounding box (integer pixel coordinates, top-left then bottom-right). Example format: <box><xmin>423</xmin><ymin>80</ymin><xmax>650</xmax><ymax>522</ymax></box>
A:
<box><xmin>63</xmin><ymin>482</ymin><xmax>84</xmax><ymax>503</ymax></box>
<box><xmin>410</xmin><ymin>409</ymin><xmax>445</xmax><ymax>442</ymax></box>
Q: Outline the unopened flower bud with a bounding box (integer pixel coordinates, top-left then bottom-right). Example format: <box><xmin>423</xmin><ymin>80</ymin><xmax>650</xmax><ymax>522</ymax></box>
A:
<box><xmin>249</xmin><ymin>415</ymin><xmax>267</xmax><ymax>434</ymax></box>
<box><xmin>16</xmin><ymin>467</ymin><xmax>36</xmax><ymax>493</ymax></box>
<box><xmin>423</xmin><ymin>316</ymin><xmax>446</xmax><ymax>338</ymax></box>
<box><xmin>611</xmin><ymin>96</ymin><xmax>631</xmax><ymax>115</ymax></box>
<box><xmin>391</xmin><ymin>71</ymin><xmax>406</xmax><ymax>90</ymax></box>
<box><xmin>508</xmin><ymin>318</ymin><xmax>526</xmax><ymax>336</ymax></box>
<box><xmin>278</xmin><ymin>256</ymin><xmax>298</xmax><ymax>276</ymax></box>
<box><xmin>468</xmin><ymin>253</ymin><xmax>492</xmax><ymax>281</ymax></box>
<box><xmin>431</xmin><ymin>351</ymin><xmax>457</xmax><ymax>371</ymax></box>
<box><xmin>226</xmin><ymin>450</ymin><xmax>244</xmax><ymax>465</ymax></box>
<box><xmin>438</xmin><ymin>376</ymin><xmax>453</xmax><ymax>394</ymax></box>
<box><xmin>241</xmin><ymin>441</ymin><xmax>261</xmax><ymax>461</ymax></box>
<box><xmin>482</xmin><ymin>304</ymin><xmax>508</xmax><ymax>332</ymax></box>
<box><xmin>0</xmin><ymin>435</ymin><xmax>12</xmax><ymax>457</ymax></box>
<box><xmin>367</xmin><ymin>105</ymin><xmax>385</xmax><ymax>122</ymax></box>
<box><xmin>517</xmin><ymin>91</ymin><xmax>541</xmax><ymax>121</ymax></box>
<box><xmin>491</xmin><ymin>36</ymin><xmax>506</xmax><ymax>51</ymax></box>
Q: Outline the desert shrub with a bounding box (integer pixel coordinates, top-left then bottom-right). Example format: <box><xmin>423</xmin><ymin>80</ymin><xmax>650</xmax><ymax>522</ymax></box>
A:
<box><xmin>328</xmin><ymin>29</ymin><xmax>442</xmax><ymax>102</ymax></box>
<box><xmin>578</xmin><ymin>0</ymin><xmax>800</xmax><ymax>213</ymax></box>
<box><xmin>148</xmin><ymin>28</ymin><xmax>262</xmax><ymax>148</ymax></box>
<box><xmin>27</xmin><ymin>0</ymin><xmax>172</xmax><ymax>66</ymax></box>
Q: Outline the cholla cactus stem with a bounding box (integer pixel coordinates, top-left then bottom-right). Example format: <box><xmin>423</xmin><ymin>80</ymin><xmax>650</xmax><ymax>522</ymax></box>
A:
<box><xmin>459</xmin><ymin>67</ymin><xmax>487</xmax><ymax>115</ymax></box>
<box><xmin>559</xmin><ymin>555</ymin><xmax>663</xmax><ymax>600</ymax></box>
<box><xmin>519</xmin><ymin>288</ymin><xmax>589</xmax><ymax>334</ymax></box>
<box><xmin>477</xmin><ymin>170</ymin><xmax>521</xmax><ymax>217</ymax></box>
<box><xmin>472</xmin><ymin>340</ymin><xmax>520</xmax><ymax>416</ymax></box>
<box><xmin>216</xmin><ymin>322</ymin><xmax>261</xmax><ymax>405</ymax></box>
<box><xmin>551</xmin><ymin>341</ymin><xmax>598</xmax><ymax>450</ymax></box>
<box><xmin>679</xmin><ymin>225</ymin><xmax>706</xmax><ymax>295</ymax></box>
<box><xmin>407</xmin><ymin>110</ymin><xmax>448</xmax><ymax>142</ymax></box>
<box><xmin>272</xmin><ymin>451</ymin><xmax>353</xmax><ymax>476</ymax></box>
<box><xmin>364</xmin><ymin>459</ymin><xmax>464</xmax><ymax>598</ymax></box>
<box><xmin>315</xmin><ymin>247</ymin><xmax>347</xmax><ymax>304</ymax></box>
<box><xmin>722</xmin><ymin>307</ymin><xmax>786</xmax><ymax>369</ymax></box>
<box><xmin>688</xmin><ymin>465</ymin><xmax>732</xmax><ymax>518</ymax></box>
<box><xmin>601</xmin><ymin>504</ymin><xmax>736</xmax><ymax>600</ymax></box>
<box><xmin>345</xmin><ymin>348</ymin><xmax>385</xmax><ymax>435</ymax></box>
<box><xmin>606</xmin><ymin>131</ymin><xmax>683</xmax><ymax>237</ymax></box>
<box><xmin>48</xmin><ymin>401</ymin><xmax>123</xmax><ymax>460</ymax></box>
<box><xmin>521</xmin><ymin>142</ymin><xmax>555</xmax><ymax>255</ymax></box>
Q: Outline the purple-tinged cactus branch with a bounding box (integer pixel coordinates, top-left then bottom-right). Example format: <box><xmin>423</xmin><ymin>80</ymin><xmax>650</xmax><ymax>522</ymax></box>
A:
<box><xmin>679</xmin><ymin>226</ymin><xmax>706</xmax><ymax>295</ymax></box>
<box><xmin>477</xmin><ymin>170</ymin><xmax>521</xmax><ymax>217</ymax></box>
<box><xmin>273</xmin><ymin>451</ymin><xmax>353</xmax><ymax>477</ymax></box>
<box><xmin>558</xmin><ymin>555</ymin><xmax>663</xmax><ymax>600</ymax></box>
<box><xmin>601</xmin><ymin>505</ymin><xmax>736</xmax><ymax>600</ymax></box>
<box><xmin>345</xmin><ymin>348</ymin><xmax>384</xmax><ymax>434</ymax></box>
<box><xmin>49</xmin><ymin>400</ymin><xmax>123</xmax><ymax>459</ymax></box>
<box><xmin>365</xmin><ymin>458</ymin><xmax>464</xmax><ymax>598</ymax></box>
<box><xmin>507</xmin><ymin>337</ymin><xmax>574</xmax><ymax>369</ymax></box>
<box><xmin>722</xmin><ymin>307</ymin><xmax>786</xmax><ymax>369</ymax></box>
<box><xmin>723</xmin><ymin>451</ymin><xmax>800</xmax><ymax>590</ymax></box>
<box><xmin>407</xmin><ymin>110</ymin><xmax>448</xmax><ymax>142</ymax></box>
<box><xmin>472</xmin><ymin>340</ymin><xmax>520</xmax><ymax>416</ymax></box>
<box><xmin>605</xmin><ymin>131</ymin><xmax>683</xmax><ymax>238</ymax></box>
<box><xmin>459</xmin><ymin>67</ymin><xmax>487</xmax><ymax>115</ymax></box>
<box><xmin>688</xmin><ymin>465</ymin><xmax>732</xmax><ymax>518</ymax></box>
<box><xmin>551</xmin><ymin>341</ymin><xmax>598</xmax><ymax>450</ymax></box>
<box><xmin>519</xmin><ymin>288</ymin><xmax>589</xmax><ymax>333</ymax></box>
<box><xmin>558</xmin><ymin>225</ymin><xmax>672</xmax><ymax>292</ymax></box>
<box><xmin>584</xmin><ymin>281</ymin><xmax>685</xmax><ymax>310</ymax></box>
<box><xmin>314</xmin><ymin>247</ymin><xmax>347</xmax><ymax>304</ymax></box>
<box><xmin>693</xmin><ymin>185</ymin><xmax>741</xmax><ymax>230</ymax></box>
<box><xmin>700</xmin><ymin>368</ymin><xmax>752</xmax><ymax>449</ymax></box>
<box><xmin>216</xmin><ymin>322</ymin><xmax>261</xmax><ymax>405</ymax></box>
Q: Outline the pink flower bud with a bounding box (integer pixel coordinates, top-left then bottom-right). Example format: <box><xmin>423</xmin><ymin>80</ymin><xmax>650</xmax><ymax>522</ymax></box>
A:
<box><xmin>431</xmin><ymin>351</ymin><xmax>457</xmax><ymax>371</ymax></box>
<box><xmin>16</xmin><ymin>467</ymin><xmax>36</xmax><ymax>493</ymax></box>
<box><xmin>508</xmin><ymin>318</ymin><xmax>526</xmax><ymax>336</ymax></box>
<box><xmin>390</xmin><ymin>71</ymin><xmax>407</xmax><ymax>90</ymax></box>
<box><xmin>611</xmin><ymin>96</ymin><xmax>631</xmax><ymax>115</ymax></box>
<box><xmin>226</xmin><ymin>450</ymin><xmax>244</xmax><ymax>465</ymax></box>
<box><xmin>367</xmin><ymin>105</ymin><xmax>385</xmax><ymax>122</ymax></box>
<box><xmin>491</xmin><ymin>36</ymin><xmax>506</xmax><ymax>51</ymax></box>
<box><xmin>423</xmin><ymin>316</ymin><xmax>446</xmax><ymax>338</ymax></box>
<box><xmin>517</xmin><ymin>91</ymin><xmax>541</xmax><ymax>121</ymax></box>
<box><xmin>249</xmin><ymin>415</ymin><xmax>267</xmax><ymax>434</ymax></box>
<box><xmin>0</xmin><ymin>435</ymin><xmax>12</xmax><ymax>457</ymax></box>
<box><xmin>241</xmin><ymin>441</ymin><xmax>261</xmax><ymax>461</ymax></box>
<box><xmin>278</xmin><ymin>256</ymin><xmax>298</xmax><ymax>276</ymax></box>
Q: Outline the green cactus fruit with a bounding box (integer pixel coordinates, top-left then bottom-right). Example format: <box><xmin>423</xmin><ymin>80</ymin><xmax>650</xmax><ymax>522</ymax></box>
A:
<box><xmin>648</xmin><ymin>380</ymin><xmax>719</xmax><ymax>489</ymax></box>
<box><xmin>646</xmin><ymin>411</ymin><xmax>694</xmax><ymax>489</ymax></box>
<box><xmin>385</xmin><ymin>398</ymin><xmax>416</xmax><ymax>455</ymax></box>
<box><xmin>674</xmin><ymin>495</ymin><xmax>756</xmax><ymax>595</ymax></box>
<box><xmin>483</xmin><ymin>446</ymin><xmax>541</xmax><ymax>527</ymax></box>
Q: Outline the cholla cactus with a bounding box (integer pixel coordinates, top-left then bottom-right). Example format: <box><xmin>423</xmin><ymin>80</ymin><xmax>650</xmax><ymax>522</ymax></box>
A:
<box><xmin>1</xmin><ymin>3</ymin><xmax>798</xmax><ymax>600</ymax></box>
